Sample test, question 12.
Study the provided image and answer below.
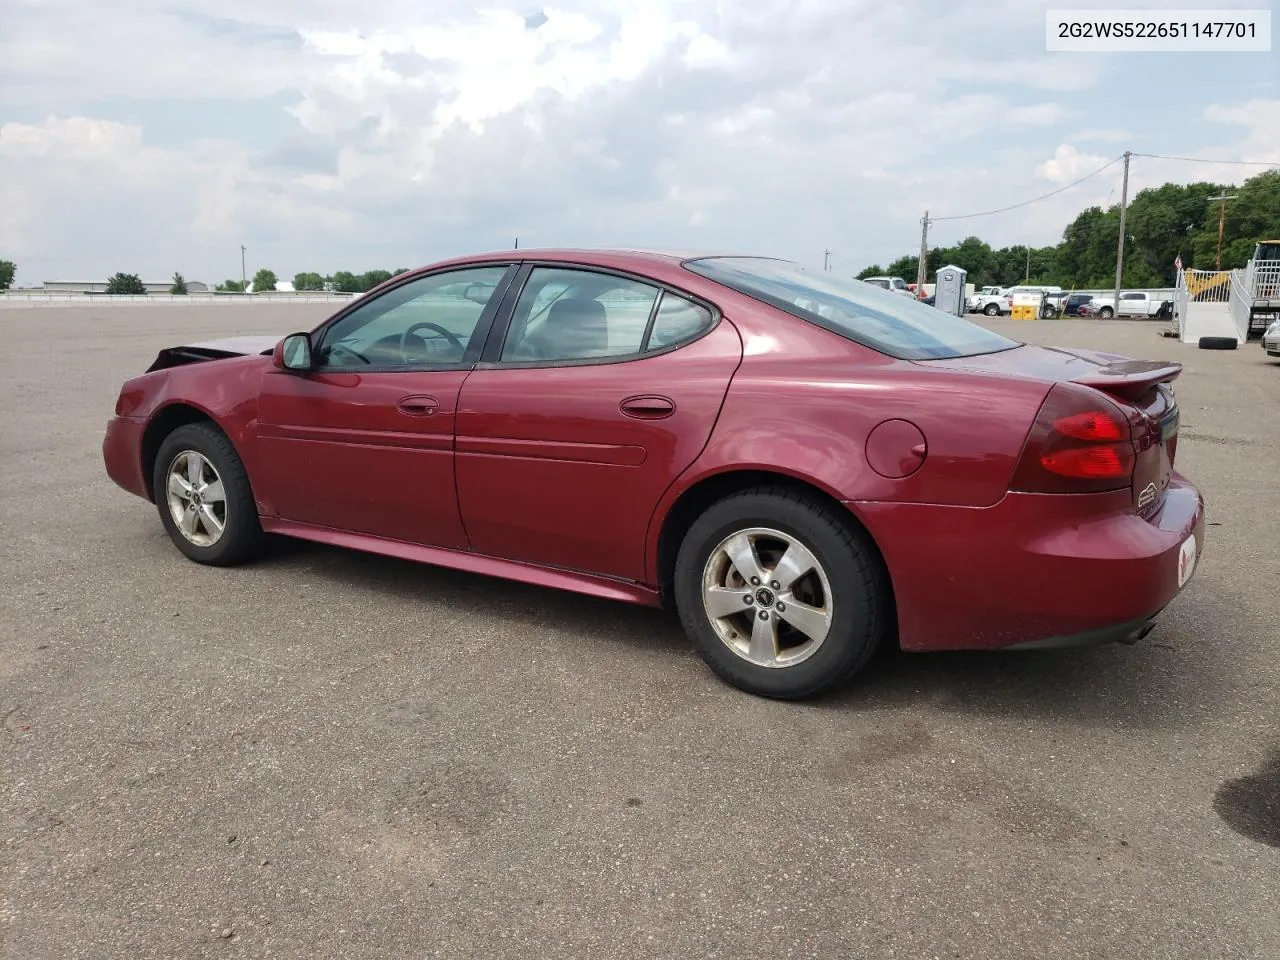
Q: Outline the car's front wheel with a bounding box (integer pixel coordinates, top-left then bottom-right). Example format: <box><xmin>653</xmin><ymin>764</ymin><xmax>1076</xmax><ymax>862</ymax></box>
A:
<box><xmin>152</xmin><ymin>422</ymin><xmax>264</xmax><ymax>566</ymax></box>
<box><xmin>983</xmin><ymin>303</ymin><xmax>1000</xmax><ymax>316</ymax></box>
<box><xmin>673</xmin><ymin>488</ymin><xmax>889</xmax><ymax>699</ymax></box>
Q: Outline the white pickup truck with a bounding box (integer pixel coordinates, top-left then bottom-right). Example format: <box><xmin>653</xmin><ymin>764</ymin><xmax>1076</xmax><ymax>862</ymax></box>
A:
<box><xmin>967</xmin><ymin>286</ymin><xmax>1009</xmax><ymax>316</ymax></box>
<box><xmin>1086</xmin><ymin>291</ymin><xmax>1174</xmax><ymax>319</ymax></box>
<box><xmin>861</xmin><ymin>276</ymin><xmax>915</xmax><ymax>297</ymax></box>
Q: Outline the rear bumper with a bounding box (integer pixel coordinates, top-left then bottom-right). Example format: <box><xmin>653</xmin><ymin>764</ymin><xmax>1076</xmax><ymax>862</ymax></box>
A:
<box><xmin>103</xmin><ymin>416</ymin><xmax>149</xmax><ymax>500</ymax></box>
<box><xmin>851</xmin><ymin>477</ymin><xmax>1205</xmax><ymax>652</ymax></box>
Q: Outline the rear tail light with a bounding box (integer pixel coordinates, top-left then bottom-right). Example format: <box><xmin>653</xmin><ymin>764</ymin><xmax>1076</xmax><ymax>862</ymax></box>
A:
<box><xmin>1010</xmin><ymin>382</ymin><xmax>1136</xmax><ymax>493</ymax></box>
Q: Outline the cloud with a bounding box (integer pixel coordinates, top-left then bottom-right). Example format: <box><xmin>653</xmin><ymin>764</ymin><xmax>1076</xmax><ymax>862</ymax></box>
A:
<box><xmin>1073</xmin><ymin>128</ymin><xmax>1132</xmax><ymax>143</ymax></box>
<box><xmin>1</xmin><ymin>0</ymin><xmax>1276</xmax><ymax>284</ymax></box>
<box><xmin>1036</xmin><ymin>145</ymin><xmax>1115</xmax><ymax>183</ymax></box>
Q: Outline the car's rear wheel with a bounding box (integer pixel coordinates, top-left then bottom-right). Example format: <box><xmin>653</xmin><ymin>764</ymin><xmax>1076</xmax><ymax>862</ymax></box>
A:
<box><xmin>673</xmin><ymin>488</ymin><xmax>889</xmax><ymax>699</ymax></box>
<box><xmin>152</xmin><ymin>422</ymin><xmax>264</xmax><ymax>566</ymax></box>
<box><xmin>1098</xmin><ymin>306</ymin><xmax>1114</xmax><ymax>318</ymax></box>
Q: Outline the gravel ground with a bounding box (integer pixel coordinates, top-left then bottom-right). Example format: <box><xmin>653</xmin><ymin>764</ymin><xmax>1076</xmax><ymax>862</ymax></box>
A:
<box><xmin>2</xmin><ymin>304</ymin><xmax>1278</xmax><ymax>959</ymax></box>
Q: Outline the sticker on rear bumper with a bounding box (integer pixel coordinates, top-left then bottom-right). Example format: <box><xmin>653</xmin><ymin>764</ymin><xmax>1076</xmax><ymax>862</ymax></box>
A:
<box><xmin>1178</xmin><ymin>534</ymin><xmax>1198</xmax><ymax>588</ymax></box>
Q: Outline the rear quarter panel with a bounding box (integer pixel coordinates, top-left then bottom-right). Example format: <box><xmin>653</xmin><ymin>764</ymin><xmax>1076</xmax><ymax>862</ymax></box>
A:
<box><xmin>643</xmin><ymin>306</ymin><xmax>1053</xmax><ymax>581</ymax></box>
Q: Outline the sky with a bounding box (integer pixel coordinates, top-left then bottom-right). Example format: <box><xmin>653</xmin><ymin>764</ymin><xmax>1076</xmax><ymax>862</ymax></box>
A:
<box><xmin>0</xmin><ymin>0</ymin><xmax>1277</xmax><ymax>286</ymax></box>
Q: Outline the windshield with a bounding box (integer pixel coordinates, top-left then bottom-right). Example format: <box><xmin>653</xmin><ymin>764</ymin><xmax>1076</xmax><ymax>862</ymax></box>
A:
<box><xmin>683</xmin><ymin>257</ymin><xmax>1019</xmax><ymax>360</ymax></box>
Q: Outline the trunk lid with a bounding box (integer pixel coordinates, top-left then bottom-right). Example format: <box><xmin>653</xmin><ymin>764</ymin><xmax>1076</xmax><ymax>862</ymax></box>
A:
<box><xmin>919</xmin><ymin>344</ymin><xmax>1182</xmax><ymax>517</ymax></box>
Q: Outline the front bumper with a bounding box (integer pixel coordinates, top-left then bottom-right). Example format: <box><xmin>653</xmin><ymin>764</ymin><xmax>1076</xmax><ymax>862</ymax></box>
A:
<box><xmin>851</xmin><ymin>478</ymin><xmax>1205</xmax><ymax>652</ymax></box>
<box><xmin>103</xmin><ymin>416</ymin><xmax>150</xmax><ymax>500</ymax></box>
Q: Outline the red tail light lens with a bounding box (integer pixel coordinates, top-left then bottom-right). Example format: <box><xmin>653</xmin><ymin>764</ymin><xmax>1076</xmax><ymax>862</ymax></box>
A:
<box><xmin>1010</xmin><ymin>383</ymin><xmax>1136</xmax><ymax>493</ymax></box>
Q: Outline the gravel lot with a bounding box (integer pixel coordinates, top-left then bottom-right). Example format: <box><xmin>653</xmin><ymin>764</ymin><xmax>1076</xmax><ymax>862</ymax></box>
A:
<box><xmin>3</xmin><ymin>303</ymin><xmax>1278</xmax><ymax>959</ymax></box>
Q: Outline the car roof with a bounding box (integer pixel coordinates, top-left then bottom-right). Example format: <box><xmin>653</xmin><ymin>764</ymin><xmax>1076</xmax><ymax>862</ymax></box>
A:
<box><xmin>417</xmin><ymin>247</ymin><xmax>750</xmax><ymax>273</ymax></box>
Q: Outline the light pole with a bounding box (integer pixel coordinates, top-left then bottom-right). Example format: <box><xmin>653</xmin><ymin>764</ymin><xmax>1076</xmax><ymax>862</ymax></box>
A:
<box><xmin>240</xmin><ymin>245</ymin><xmax>247</xmax><ymax>292</ymax></box>
<box><xmin>1205</xmin><ymin>194</ymin><xmax>1238</xmax><ymax>270</ymax></box>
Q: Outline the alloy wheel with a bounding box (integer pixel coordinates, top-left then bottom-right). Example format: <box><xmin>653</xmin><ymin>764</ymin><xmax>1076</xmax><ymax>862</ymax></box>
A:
<box><xmin>165</xmin><ymin>450</ymin><xmax>227</xmax><ymax>547</ymax></box>
<box><xmin>700</xmin><ymin>526</ymin><xmax>834</xmax><ymax>668</ymax></box>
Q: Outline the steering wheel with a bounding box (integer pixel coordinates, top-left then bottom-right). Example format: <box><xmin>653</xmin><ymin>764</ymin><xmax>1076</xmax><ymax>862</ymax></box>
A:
<box><xmin>326</xmin><ymin>342</ymin><xmax>370</xmax><ymax>365</ymax></box>
<box><xmin>401</xmin><ymin>321</ymin><xmax>466</xmax><ymax>355</ymax></box>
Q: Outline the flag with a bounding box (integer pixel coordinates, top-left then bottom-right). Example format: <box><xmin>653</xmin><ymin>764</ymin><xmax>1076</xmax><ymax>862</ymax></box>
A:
<box><xmin>1174</xmin><ymin>254</ymin><xmax>1183</xmax><ymax>272</ymax></box>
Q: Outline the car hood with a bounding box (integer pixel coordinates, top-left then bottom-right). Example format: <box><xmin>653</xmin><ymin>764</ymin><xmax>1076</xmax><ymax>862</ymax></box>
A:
<box><xmin>146</xmin><ymin>334</ymin><xmax>285</xmax><ymax>372</ymax></box>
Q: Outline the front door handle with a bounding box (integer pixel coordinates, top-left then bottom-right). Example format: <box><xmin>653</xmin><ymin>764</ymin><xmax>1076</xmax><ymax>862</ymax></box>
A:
<box><xmin>397</xmin><ymin>395</ymin><xmax>439</xmax><ymax>417</ymax></box>
<box><xmin>619</xmin><ymin>395</ymin><xmax>675</xmax><ymax>419</ymax></box>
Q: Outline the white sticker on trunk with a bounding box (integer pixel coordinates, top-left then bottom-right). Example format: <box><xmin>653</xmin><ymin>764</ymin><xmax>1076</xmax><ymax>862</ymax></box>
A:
<box><xmin>1177</xmin><ymin>534</ymin><xmax>1198</xmax><ymax>588</ymax></box>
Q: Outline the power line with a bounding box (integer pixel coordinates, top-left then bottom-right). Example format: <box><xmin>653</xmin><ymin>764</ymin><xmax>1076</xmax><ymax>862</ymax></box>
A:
<box><xmin>927</xmin><ymin>150</ymin><xmax>1277</xmax><ymax>226</ymax></box>
<box><xmin>1131</xmin><ymin>152</ymin><xmax>1280</xmax><ymax>167</ymax></box>
<box><xmin>931</xmin><ymin>154</ymin><xmax>1126</xmax><ymax>222</ymax></box>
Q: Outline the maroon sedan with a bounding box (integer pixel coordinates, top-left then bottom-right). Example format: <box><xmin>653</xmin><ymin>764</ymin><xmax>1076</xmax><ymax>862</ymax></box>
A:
<box><xmin>103</xmin><ymin>249</ymin><xmax>1204</xmax><ymax>699</ymax></box>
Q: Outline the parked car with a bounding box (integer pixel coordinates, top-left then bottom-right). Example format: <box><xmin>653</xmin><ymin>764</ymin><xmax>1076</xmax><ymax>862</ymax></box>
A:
<box><xmin>1062</xmin><ymin>293</ymin><xmax>1095</xmax><ymax>316</ymax></box>
<box><xmin>1262</xmin><ymin>318</ymin><xmax>1280</xmax><ymax>358</ymax></box>
<box><xmin>103</xmin><ymin>249</ymin><xmax>1204</xmax><ymax>699</ymax></box>
<box><xmin>969</xmin><ymin>286</ymin><xmax>1009</xmax><ymax>316</ymax></box>
<box><xmin>1087</xmin><ymin>291</ymin><xmax>1174</xmax><ymax>320</ymax></box>
<box><xmin>861</xmin><ymin>275</ymin><xmax>914</xmax><ymax>297</ymax></box>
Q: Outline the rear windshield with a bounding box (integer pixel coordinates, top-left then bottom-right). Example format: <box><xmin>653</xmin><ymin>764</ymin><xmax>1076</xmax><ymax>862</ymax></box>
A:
<box><xmin>684</xmin><ymin>256</ymin><xmax>1019</xmax><ymax>360</ymax></box>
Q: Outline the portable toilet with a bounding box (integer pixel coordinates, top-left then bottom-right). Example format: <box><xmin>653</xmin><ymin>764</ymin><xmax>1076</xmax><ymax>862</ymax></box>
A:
<box><xmin>933</xmin><ymin>265</ymin><xmax>967</xmax><ymax>317</ymax></box>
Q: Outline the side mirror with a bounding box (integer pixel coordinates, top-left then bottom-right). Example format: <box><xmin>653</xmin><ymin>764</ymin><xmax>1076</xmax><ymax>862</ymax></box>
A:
<box><xmin>274</xmin><ymin>333</ymin><xmax>313</xmax><ymax>372</ymax></box>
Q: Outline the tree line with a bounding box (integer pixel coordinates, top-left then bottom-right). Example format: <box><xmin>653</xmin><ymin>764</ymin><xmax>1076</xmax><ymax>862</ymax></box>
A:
<box><xmin>858</xmin><ymin>169</ymin><xmax>1280</xmax><ymax>290</ymax></box>
<box><xmin>215</xmin><ymin>268</ymin><xmax>411</xmax><ymax>293</ymax></box>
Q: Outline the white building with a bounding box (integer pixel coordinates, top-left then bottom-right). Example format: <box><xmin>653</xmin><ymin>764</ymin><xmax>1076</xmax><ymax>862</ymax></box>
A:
<box><xmin>42</xmin><ymin>279</ymin><xmax>211</xmax><ymax>294</ymax></box>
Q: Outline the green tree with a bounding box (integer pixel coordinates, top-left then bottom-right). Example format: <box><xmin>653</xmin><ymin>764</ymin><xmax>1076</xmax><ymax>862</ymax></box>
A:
<box><xmin>105</xmin><ymin>273</ymin><xmax>147</xmax><ymax>295</ymax></box>
<box><xmin>293</xmin><ymin>271</ymin><xmax>325</xmax><ymax>291</ymax></box>
<box><xmin>862</xmin><ymin>168</ymin><xmax>1280</xmax><ymax>292</ymax></box>
<box><xmin>216</xmin><ymin>280</ymin><xmax>246</xmax><ymax>293</ymax></box>
<box><xmin>252</xmin><ymin>268</ymin><xmax>278</xmax><ymax>293</ymax></box>
<box><xmin>392</xmin><ymin>267</ymin><xmax>410</xmax><ymax>277</ymax></box>
<box><xmin>885</xmin><ymin>255</ymin><xmax>918</xmax><ymax>279</ymax></box>
<box><xmin>1209</xmin><ymin>170</ymin><xmax>1280</xmax><ymax>269</ymax></box>
<box><xmin>935</xmin><ymin>236</ymin><xmax>996</xmax><ymax>286</ymax></box>
<box><xmin>359</xmin><ymin>269</ymin><xmax>393</xmax><ymax>291</ymax></box>
<box><xmin>170</xmin><ymin>272</ymin><xmax>188</xmax><ymax>295</ymax></box>
<box><xmin>330</xmin><ymin>271</ymin><xmax>362</xmax><ymax>293</ymax></box>
<box><xmin>855</xmin><ymin>264</ymin><xmax>885</xmax><ymax>280</ymax></box>
<box><xmin>0</xmin><ymin>259</ymin><xmax>15</xmax><ymax>291</ymax></box>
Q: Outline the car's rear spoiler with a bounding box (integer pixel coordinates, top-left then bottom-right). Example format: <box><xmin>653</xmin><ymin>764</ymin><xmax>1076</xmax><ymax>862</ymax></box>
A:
<box><xmin>1071</xmin><ymin>359</ymin><xmax>1182</xmax><ymax>402</ymax></box>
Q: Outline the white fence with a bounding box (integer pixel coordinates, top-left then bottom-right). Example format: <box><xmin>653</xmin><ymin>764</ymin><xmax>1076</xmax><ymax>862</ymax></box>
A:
<box><xmin>0</xmin><ymin>293</ymin><xmax>356</xmax><ymax>309</ymax></box>
<box><xmin>1229</xmin><ymin>270</ymin><xmax>1254</xmax><ymax>341</ymax></box>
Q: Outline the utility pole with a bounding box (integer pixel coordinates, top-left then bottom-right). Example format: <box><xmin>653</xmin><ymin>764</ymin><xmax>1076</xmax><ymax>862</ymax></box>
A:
<box><xmin>1025</xmin><ymin>247</ymin><xmax>1031</xmax><ymax>282</ymax></box>
<box><xmin>240</xmin><ymin>245</ymin><xmax>247</xmax><ymax>292</ymax></box>
<box><xmin>514</xmin><ymin>237</ymin><xmax>519</xmax><ymax>249</ymax></box>
<box><xmin>915</xmin><ymin>211</ymin><xmax>929</xmax><ymax>299</ymax></box>
<box><xmin>1112</xmin><ymin>150</ymin><xmax>1131</xmax><ymax>309</ymax></box>
<box><xmin>823</xmin><ymin>248</ymin><xmax>831</xmax><ymax>272</ymax></box>
<box><xmin>1206</xmin><ymin>194</ymin><xmax>1237</xmax><ymax>270</ymax></box>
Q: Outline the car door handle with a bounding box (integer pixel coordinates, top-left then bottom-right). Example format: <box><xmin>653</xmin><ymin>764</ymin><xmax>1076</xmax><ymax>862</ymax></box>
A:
<box><xmin>396</xmin><ymin>395</ymin><xmax>439</xmax><ymax>417</ymax></box>
<box><xmin>619</xmin><ymin>395</ymin><xmax>675</xmax><ymax>419</ymax></box>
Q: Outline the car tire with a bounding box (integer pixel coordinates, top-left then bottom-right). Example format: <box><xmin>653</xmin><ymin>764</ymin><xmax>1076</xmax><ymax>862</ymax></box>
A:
<box><xmin>1198</xmin><ymin>336</ymin><xmax>1238</xmax><ymax>350</ymax></box>
<box><xmin>673</xmin><ymin>487</ymin><xmax>889</xmax><ymax>700</ymax></box>
<box><xmin>1098</xmin><ymin>307</ymin><xmax>1114</xmax><ymax>318</ymax></box>
<box><xmin>983</xmin><ymin>303</ymin><xmax>1000</xmax><ymax>316</ymax></box>
<box><xmin>152</xmin><ymin>422</ymin><xmax>265</xmax><ymax>567</ymax></box>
